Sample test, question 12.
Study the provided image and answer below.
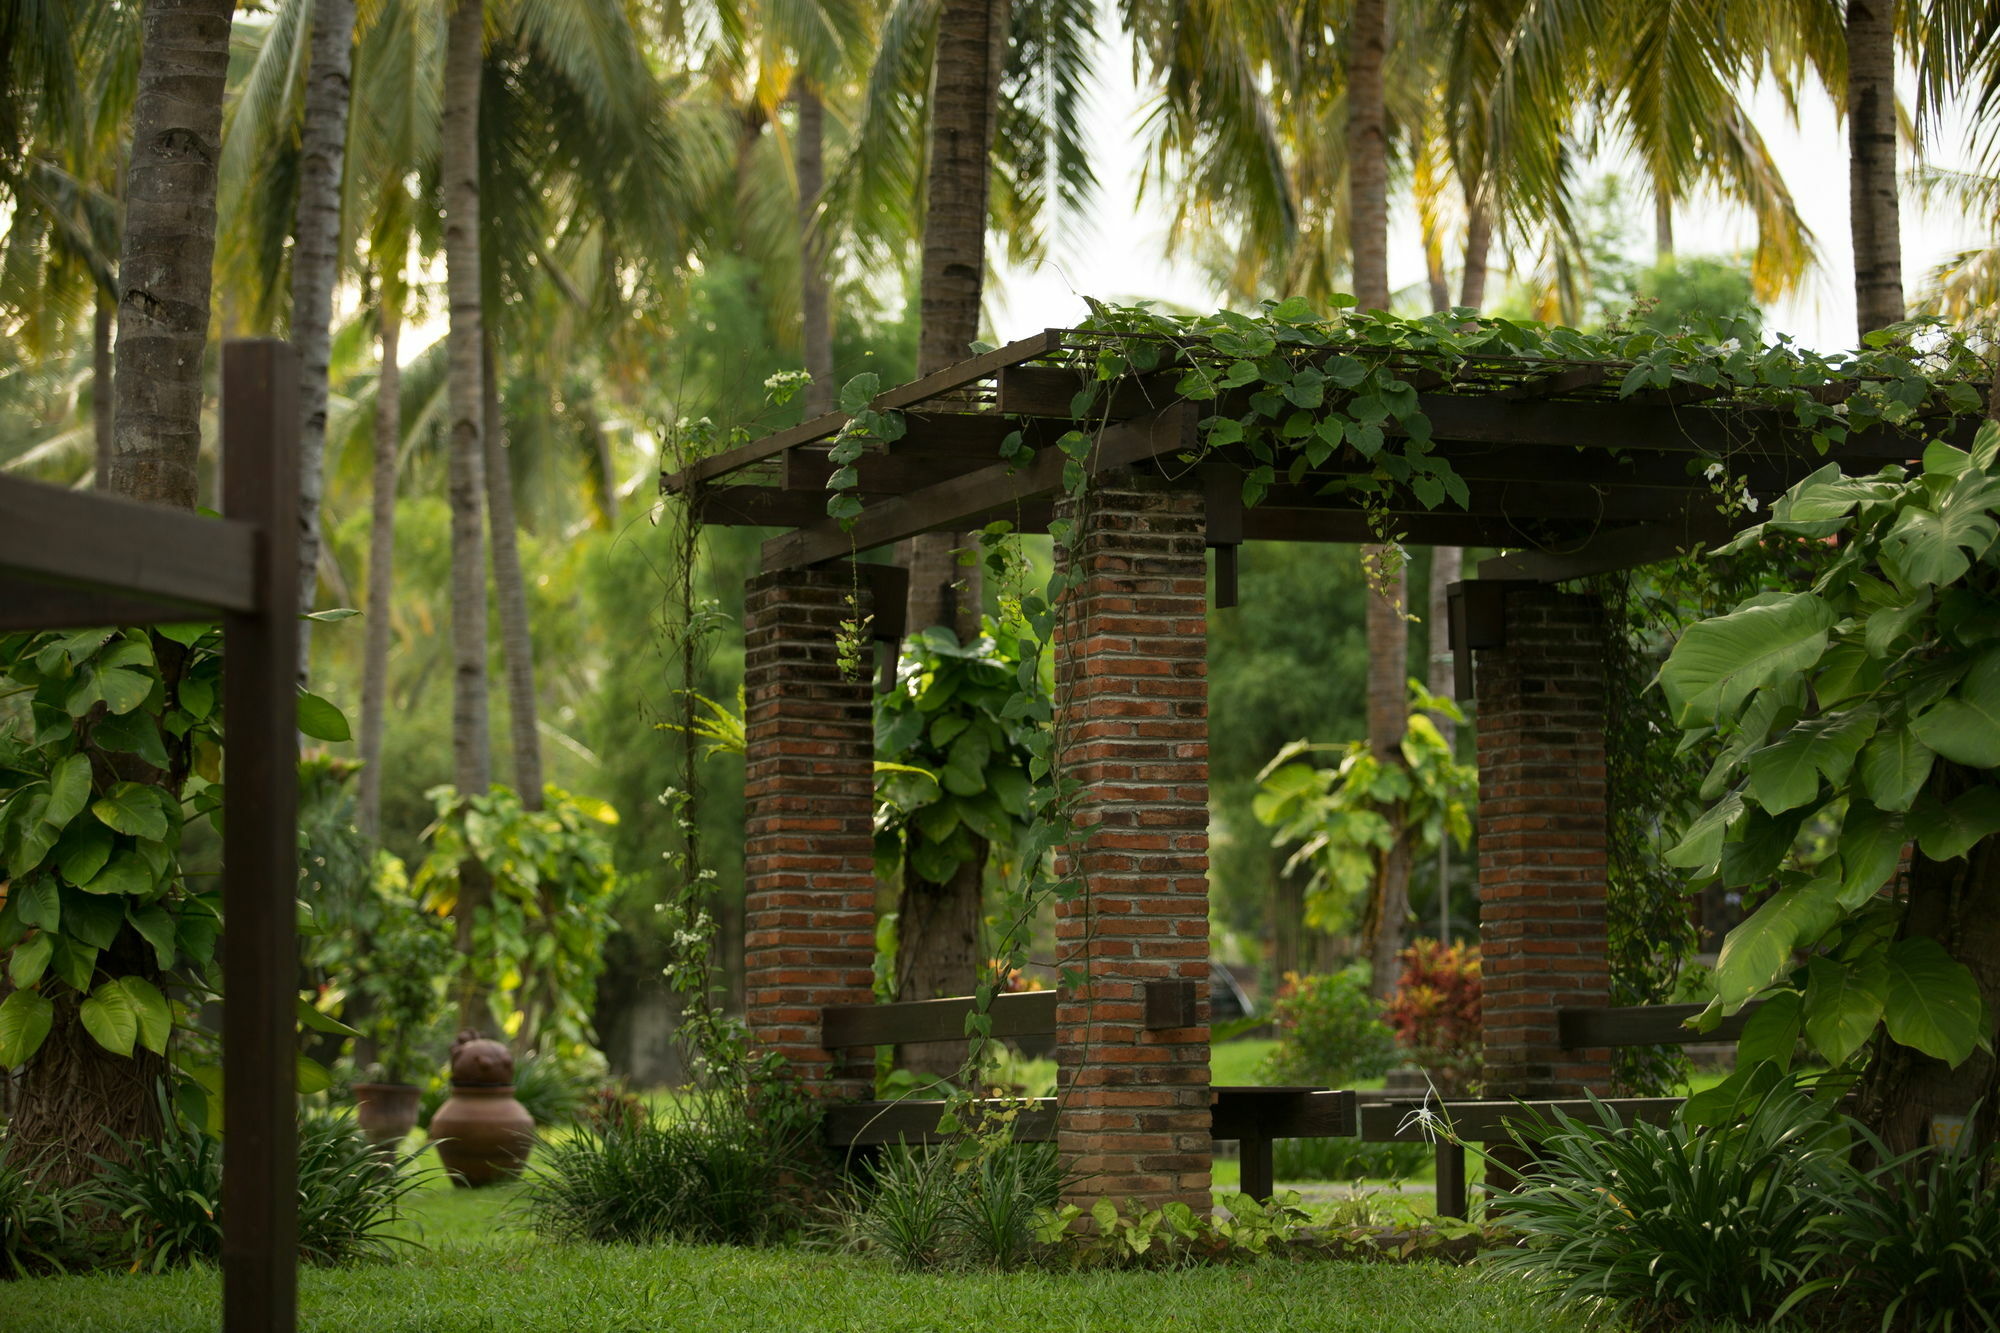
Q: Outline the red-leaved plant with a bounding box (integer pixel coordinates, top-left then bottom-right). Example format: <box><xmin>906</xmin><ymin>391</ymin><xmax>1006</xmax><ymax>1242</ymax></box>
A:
<box><xmin>1382</xmin><ymin>940</ymin><xmax>1482</xmax><ymax>1096</ymax></box>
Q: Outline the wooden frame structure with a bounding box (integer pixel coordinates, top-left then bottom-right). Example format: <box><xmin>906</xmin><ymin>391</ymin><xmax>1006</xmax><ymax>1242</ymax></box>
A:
<box><xmin>1</xmin><ymin>341</ymin><xmax>301</xmax><ymax>1333</ymax></box>
<box><xmin>665</xmin><ymin>329</ymin><xmax>1980</xmax><ymax>1216</ymax></box>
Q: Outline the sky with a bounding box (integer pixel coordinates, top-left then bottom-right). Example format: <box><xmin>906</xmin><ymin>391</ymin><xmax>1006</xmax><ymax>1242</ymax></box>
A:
<box><xmin>987</xmin><ymin>26</ymin><xmax>1991</xmax><ymax>355</ymax></box>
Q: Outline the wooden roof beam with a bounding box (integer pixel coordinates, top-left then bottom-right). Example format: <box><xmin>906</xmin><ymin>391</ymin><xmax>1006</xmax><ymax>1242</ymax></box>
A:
<box><xmin>761</xmin><ymin>403</ymin><xmax>1198</xmax><ymax>570</ymax></box>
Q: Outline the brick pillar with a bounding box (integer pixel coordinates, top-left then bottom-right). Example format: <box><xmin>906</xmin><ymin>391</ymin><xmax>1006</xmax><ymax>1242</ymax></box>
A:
<box><xmin>1051</xmin><ymin>472</ymin><xmax>1211</xmax><ymax>1215</ymax></box>
<box><xmin>741</xmin><ymin>566</ymin><xmax>877</xmax><ymax>1101</ymax></box>
<box><xmin>1473</xmin><ymin>584</ymin><xmax>1612</xmax><ymax>1099</ymax></box>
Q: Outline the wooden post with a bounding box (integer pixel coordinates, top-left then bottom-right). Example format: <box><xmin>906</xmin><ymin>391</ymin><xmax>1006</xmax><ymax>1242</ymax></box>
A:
<box><xmin>220</xmin><ymin>339</ymin><xmax>301</xmax><ymax>1333</ymax></box>
<box><xmin>1239</xmin><ymin>1133</ymin><xmax>1274</xmax><ymax>1203</ymax></box>
<box><xmin>1434</xmin><ymin>1141</ymin><xmax>1468</xmax><ymax>1219</ymax></box>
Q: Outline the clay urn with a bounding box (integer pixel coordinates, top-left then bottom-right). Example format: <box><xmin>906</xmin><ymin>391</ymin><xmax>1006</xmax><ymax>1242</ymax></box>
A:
<box><xmin>428</xmin><ymin>1030</ymin><xmax>535</xmax><ymax>1187</ymax></box>
<box><xmin>351</xmin><ymin>1082</ymin><xmax>423</xmax><ymax>1149</ymax></box>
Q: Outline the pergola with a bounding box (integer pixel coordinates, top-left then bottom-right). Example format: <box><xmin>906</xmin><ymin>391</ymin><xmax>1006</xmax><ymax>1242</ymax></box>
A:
<box><xmin>662</xmin><ymin>327</ymin><xmax>1973</xmax><ymax>1214</ymax></box>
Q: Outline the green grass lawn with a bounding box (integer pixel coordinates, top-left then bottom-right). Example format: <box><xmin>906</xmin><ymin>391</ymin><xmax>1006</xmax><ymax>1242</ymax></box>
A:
<box><xmin>9</xmin><ymin>1153</ymin><xmax>1592</xmax><ymax>1333</ymax></box>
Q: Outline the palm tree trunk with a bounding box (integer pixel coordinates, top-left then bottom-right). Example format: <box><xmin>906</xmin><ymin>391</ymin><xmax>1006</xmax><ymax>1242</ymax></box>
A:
<box><xmin>443</xmin><ymin>0</ymin><xmax>493</xmax><ymax>1028</ymax></box>
<box><xmin>1363</xmin><ymin>548</ymin><xmax>1410</xmax><ymax>998</ymax></box>
<box><xmin>796</xmin><ymin>80</ymin><xmax>834</xmax><ymax>419</ymax></box>
<box><xmin>1847</xmin><ymin>0</ymin><xmax>1904</xmax><ymax>339</ymax></box>
<box><xmin>291</xmin><ymin>0</ymin><xmax>356</xmax><ymax>677</ymax></box>
<box><xmin>106</xmin><ymin>0</ymin><xmax>232</xmax><ymax>508</ymax></box>
<box><xmin>1427</xmin><ymin>545</ymin><xmax>1460</xmax><ymax>943</ymax></box>
<box><xmin>357</xmin><ymin>290</ymin><xmax>400</xmax><ymax>843</ymax></box>
<box><xmin>1345</xmin><ymin>0</ymin><xmax>1390</xmax><ymax>311</ymax></box>
<box><xmin>92</xmin><ymin>288</ymin><xmax>112</xmax><ymax>486</ymax></box>
<box><xmin>482</xmin><ymin>333</ymin><xmax>542</xmax><ymax>810</ymax></box>
<box><xmin>19</xmin><ymin>0</ymin><xmax>234</xmax><ymax>1182</ymax></box>
<box><xmin>1460</xmin><ymin>189</ymin><xmax>1491</xmax><ymax>310</ymax></box>
<box><xmin>1653</xmin><ymin>189</ymin><xmax>1675</xmax><ymax>263</ymax></box>
<box><xmin>896</xmin><ymin>0</ymin><xmax>1010</xmax><ymax>1076</ymax></box>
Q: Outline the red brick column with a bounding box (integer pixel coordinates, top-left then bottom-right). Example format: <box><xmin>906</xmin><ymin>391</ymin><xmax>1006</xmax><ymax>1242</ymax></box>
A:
<box><xmin>1473</xmin><ymin>584</ymin><xmax>1612</xmax><ymax>1098</ymax></box>
<box><xmin>741</xmin><ymin>566</ymin><xmax>877</xmax><ymax>1101</ymax></box>
<box><xmin>1051</xmin><ymin>472</ymin><xmax>1211</xmax><ymax>1214</ymax></box>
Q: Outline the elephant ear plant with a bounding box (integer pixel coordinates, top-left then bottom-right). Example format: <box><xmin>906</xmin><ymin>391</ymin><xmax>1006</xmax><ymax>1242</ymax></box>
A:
<box><xmin>1658</xmin><ymin>419</ymin><xmax>2000</xmax><ymax>1149</ymax></box>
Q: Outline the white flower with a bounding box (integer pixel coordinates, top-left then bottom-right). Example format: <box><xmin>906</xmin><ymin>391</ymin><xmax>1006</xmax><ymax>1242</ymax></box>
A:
<box><xmin>1832</xmin><ymin>402</ymin><xmax>1850</xmax><ymax>417</ymax></box>
<box><xmin>1704</xmin><ymin>462</ymin><xmax>1725</xmax><ymax>481</ymax></box>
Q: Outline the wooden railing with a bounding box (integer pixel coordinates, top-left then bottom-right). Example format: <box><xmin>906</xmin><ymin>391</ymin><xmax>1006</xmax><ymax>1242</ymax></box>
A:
<box><xmin>816</xmin><ymin>988</ymin><xmax>1748</xmax><ymax>1218</ymax></box>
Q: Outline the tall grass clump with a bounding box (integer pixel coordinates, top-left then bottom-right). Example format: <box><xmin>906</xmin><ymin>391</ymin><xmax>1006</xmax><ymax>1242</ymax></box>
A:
<box><xmin>829</xmin><ymin>1139</ymin><xmax>1062</xmax><ymax>1271</ymax></box>
<box><xmin>1480</xmin><ymin>1089</ymin><xmax>1845</xmax><ymax>1329</ymax></box>
<box><xmin>0</xmin><ymin>1152</ymin><xmax>85</xmax><ymax>1277</ymax></box>
<box><xmin>92</xmin><ymin>1113</ymin><xmax>421</xmax><ymax>1272</ymax></box>
<box><xmin>1801</xmin><ymin>1130</ymin><xmax>2000</xmax><ymax>1332</ymax></box>
<box><xmin>521</xmin><ymin>1093</ymin><xmax>814</xmax><ymax>1246</ymax></box>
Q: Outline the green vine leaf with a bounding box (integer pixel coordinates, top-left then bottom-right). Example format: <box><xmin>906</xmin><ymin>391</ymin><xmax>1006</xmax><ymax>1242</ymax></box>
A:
<box><xmin>0</xmin><ymin>989</ymin><xmax>54</xmax><ymax>1067</ymax></box>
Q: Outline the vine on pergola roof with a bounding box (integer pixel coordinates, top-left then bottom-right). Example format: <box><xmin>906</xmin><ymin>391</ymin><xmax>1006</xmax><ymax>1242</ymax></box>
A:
<box><xmin>661</xmin><ymin>301</ymin><xmax>1991</xmax><ymax>582</ymax></box>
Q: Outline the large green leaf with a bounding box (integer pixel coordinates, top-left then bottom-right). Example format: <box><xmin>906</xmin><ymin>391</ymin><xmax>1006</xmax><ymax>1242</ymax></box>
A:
<box><xmin>296</xmin><ymin>692</ymin><xmax>351</xmax><ymax>742</ymax></box>
<box><xmin>43</xmin><ymin>753</ymin><xmax>92</xmax><ymax>831</ymax></box>
<box><xmin>1881</xmin><ymin>938</ymin><xmax>1986</xmax><ymax>1065</ymax></box>
<box><xmin>1663</xmin><ymin>792</ymin><xmax>1744</xmax><ymax>877</ymax></box>
<box><xmin>13</xmin><ymin>875</ymin><xmax>59</xmax><ymax>931</ymax></box>
<box><xmin>1857</xmin><ymin>728</ymin><xmax>1935</xmax><ymax>812</ymax></box>
<box><xmin>117</xmin><ymin>976</ymin><xmax>171</xmax><ymax>1055</ymax></box>
<box><xmin>127</xmin><ymin>904</ymin><xmax>178</xmax><ymax>970</ymax></box>
<box><xmin>1803</xmin><ymin>954</ymin><xmax>1887</xmax><ymax>1065</ymax></box>
<box><xmin>53</xmin><ymin>819</ymin><xmax>112</xmax><ymax>886</ymax></box>
<box><xmin>6</xmin><ymin>793</ymin><xmax>56</xmax><ymax>878</ymax></box>
<box><xmin>94</xmin><ymin>667</ymin><xmax>154</xmax><ymax>716</ymax></box>
<box><xmin>1714</xmin><ymin>877</ymin><xmax>1843</xmax><ymax>1007</ymax></box>
<box><xmin>1835</xmin><ymin>800</ymin><xmax>1908</xmax><ymax>906</ymax></box>
<box><xmin>8</xmin><ymin>932</ymin><xmax>53</xmax><ymax>988</ymax></box>
<box><xmin>1746</xmin><ymin>709</ymin><xmax>1875</xmax><ymax>815</ymax></box>
<box><xmin>1907</xmin><ymin>786</ymin><xmax>2000</xmax><ymax>861</ymax></box>
<box><xmin>80</xmin><ymin>850</ymin><xmax>155</xmax><ymax>898</ymax></box>
<box><xmin>1735</xmin><ymin>990</ymin><xmax>1803</xmax><ymax>1071</ymax></box>
<box><xmin>1883</xmin><ymin>475</ymin><xmax>2000</xmax><ymax>587</ymax></box>
<box><xmin>91</xmin><ymin>782</ymin><xmax>169</xmax><ymax>841</ymax></box>
<box><xmin>79</xmin><ymin>980</ymin><xmax>139</xmax><ymax>1056</ymax></box>
<box><xmin>0</xmin><ymin>989</ymin><xmax>54</xmax><ymax>1067</ymax></box>
<box><xmin>1658</xmin><ymin>593</ymin><xmax>1834</xmax><ymax>727</ymax></box>
<box><xmin>61</xmin><ymin>889</ymin><xmax>124</xmax><ymax>949</ymax></box>
<box><xmin>1909</xmin><ymin>646</ymin><xmax>2000</xmax><ymax>767</ymax></box>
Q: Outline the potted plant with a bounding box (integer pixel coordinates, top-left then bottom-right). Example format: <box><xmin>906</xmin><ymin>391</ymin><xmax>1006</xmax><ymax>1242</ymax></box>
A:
<box><xmin>349</xmin><ymin>892</ymin><xmax>454</xmax><ymax>1149</ymax></box>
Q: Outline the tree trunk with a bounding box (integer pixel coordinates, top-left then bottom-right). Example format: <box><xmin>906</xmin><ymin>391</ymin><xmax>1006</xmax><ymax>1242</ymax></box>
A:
<box><xmin>19</xmin><ymin>0</ymin><xmax>236</xmax><ymax>1180</ymax></box>
<box><xmin>1847</xmin><ymin>0</ymin><xmax>1904</xmax><ymax>340</ymax></box>
<box><xmin>482</xmin><ymin>334</ymin><xmax>542</xmax><ymax>811</ymax></box>
<box><xmin>1345</xmin><ymin>0</ymin><xmax>1390</xmax><ymax>311</ymax></box>
<box><xmin>1362</xmin><ymin>547</ymin><xmax>1409</xmax><ymax>998</ymax></box>
<box><xmin>1427</xmin><ymin>546</ymin><xmax>1460</xmax><ymax>941</ymax></box>
<box><xmin>1654</xmin><ymin>189</ymin><xmax>1675</xmax><ymax>263</ymax></box>
<box><xmin>796</xmin><ymin>80</ymin><xmax>834</xmax><ymax>420</ymax></box>
<box><xmin>92</xmin><ymin>288</ymin><xmax>113</xmax><ymax>486</ymax></box>
<box><xmin>1460</xmin><ymin>190</ymin><xmax>1492</xmax><ymax>311</ymax></box>
<box><xmin>1425</xmin><ymin>244</ymin><xmax>1450</xmax><ymax>314</ymax></box>
<box><xmin>894</xmin><ymin>0</ymin><xmax>1009</xmax><ymax>1067</ymax></box>
<box><xmin>106</xmin><ymin>0</ymin><xmax>232</xmax><ymax>509</ymax></box>
<box><xmin>291</xmin><ymin>0</ymin><xmax>355</xmax><ymax>676</ymax></box>
<box><xmin>357</xmin><ymin>292</ymin><xmax>400</xmax><ymax>843</ymax></box>
<box><xmin>895</xmin><ymin>856</ymin><xmax>986</xmax><ymax>1080</ymax></box>
<box><xmin>443</xmin><ymin>0</ymin><xmax>492</xmax><ymax>1029</ymax></box>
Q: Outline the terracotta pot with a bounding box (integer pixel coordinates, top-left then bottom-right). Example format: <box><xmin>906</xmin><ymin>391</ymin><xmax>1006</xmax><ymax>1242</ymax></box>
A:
<box><xmin>351</xmin><ymin>1082</ymin><xmax>423</xmax><ymax>1149</ymax></box>
<box><xmin>429</xmin><ymin>1083</ymin><xmax>535</xmax><ymax>1186</ymax></box>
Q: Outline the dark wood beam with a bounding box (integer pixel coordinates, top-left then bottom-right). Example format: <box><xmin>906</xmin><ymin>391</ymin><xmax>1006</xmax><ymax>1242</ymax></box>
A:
<box><xmin>1208</xmin><ymin>1088</ymin><xmax>1357</xmax><ymax>1141</ymax></box>
<box><xmin>0</xmin><ymin>475</ymin><xmax>259</xmax><ymax>613</ymax></box>
<box><xmin>761</xmin><ymin>404</ymin><xmax>1197</xmax><ymax>570</ymax></box>
<box><xmin>661</xmin><ymin>330</ymin><xmax>1061</xmax><ymax>491</ymax></box>
<box><xmin>1557</xmin><ymin>1000</ymin><xmax>1765</xmax><ymax>1049</ymax></box>
<box><xmin>1357</xmin><ymin>1096</ymin><xmax>1684</xmax><ymax>1143</ymax></box>
<box><xmin>218</xmin><ymin>340</ymin><xmax>301</xmax><ymax>1333</ymax></box>
<box><xmin>0</xmin><ymin>577</ymin><xmax>213</xmax><ymax>631</ymax></box>
<box><xmin>821</xmin><ymin>990</ymin><xmax>1058</xmax><ymax>1047</ymax></box>
<box><xmin>1477</xmin><ymin>519</ymin><xmax>1735</xmax><ymax>581</ymax></box>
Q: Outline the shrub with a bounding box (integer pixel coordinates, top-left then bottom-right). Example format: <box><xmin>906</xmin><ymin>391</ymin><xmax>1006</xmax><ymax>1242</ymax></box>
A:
<box><xmin>1480</xmin><ymin>1089</ymin><xmax>1846</xmax><ymax>1330</ymax></box>
<box><xmin>830</xmin><ymin>1138</ymin><xmax>1062</xmax><ymax>1271</ymax></box>
<box><xmin>521</xmin><ymin>1092</ymin><xmax>813</xmax><ymax>1246</ymax></box>
<box><xmin>1269</xmin><ymin>1136</ymin><xmax>1429</xmax><ymax>1183</ymax></box>
<box><xmin>93</xmin><ymin>1113</ymin><xmax>420</xmax><ymax>1272</ymax></box>
<box><xmin>1382</xmin><ymin>940</ymin><xmax>1481</xmax><ymax>1095</ymax></box>
<box><xmin>1803</xmin><ymin>1133</ymin><xmax>2000</xmax><ymax>1332</ymax></box>
<box><xmin>511</xmin><ymin>1052</ymin><xmax>587</xmax><ymax>1126</ymax></box>
<box><xmin>0</xmin><ymin>1152</ymin><xmax>85</xmax><ymax>1277</ymax></box>
<box><xmin>1255</xmin><ymin>968</ymin><xmax>1397</xmax><ymax>1087</ymax></box>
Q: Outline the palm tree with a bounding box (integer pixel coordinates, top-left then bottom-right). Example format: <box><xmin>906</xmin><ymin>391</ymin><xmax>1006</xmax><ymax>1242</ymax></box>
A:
<box><xmin>1847</xmin><ymin>0</ymin><xmax>1904</xmax><ymax>336</ymax></box>
<box><xmin>290</xmin><ymin>0</ymin><xmax>358</xmax><ymax>670</ymax></box>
